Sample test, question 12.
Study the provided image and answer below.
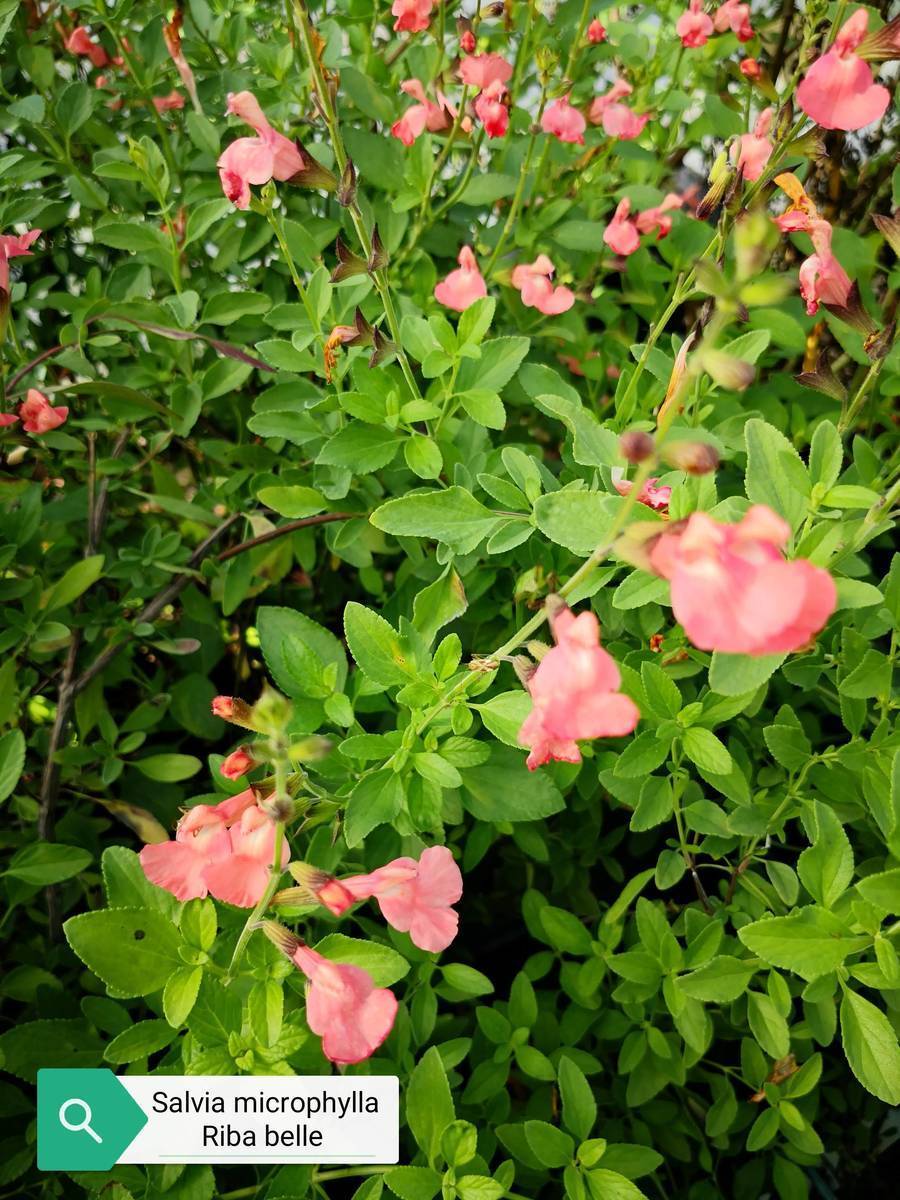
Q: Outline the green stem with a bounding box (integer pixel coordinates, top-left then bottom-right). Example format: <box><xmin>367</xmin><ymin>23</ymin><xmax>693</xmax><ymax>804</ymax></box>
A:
<box><xmin>313</xmin><ymin>1167</ymin><xmax>391</xmax><ymax>1183</ymax></box>
<box><xmin>484</xmin><ymin>87</ymin><xmax>549</xmax><ymax>277</ymax></box>
<box><xmin>266</xmin><ymin>209</ymin><xmax>324</xmax><ymax>347</ymax></box>
<box><xmin>225</xmin><ymin>819</ymin><xmax>286</xmax><ymax>980</ymax></box>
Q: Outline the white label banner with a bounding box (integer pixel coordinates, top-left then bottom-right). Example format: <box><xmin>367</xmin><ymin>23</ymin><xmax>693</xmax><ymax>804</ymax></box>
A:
<box><xmin>118</xmin><ymin>1075</ymin><xmax>399</xmax><ymax>1164</ymax></box>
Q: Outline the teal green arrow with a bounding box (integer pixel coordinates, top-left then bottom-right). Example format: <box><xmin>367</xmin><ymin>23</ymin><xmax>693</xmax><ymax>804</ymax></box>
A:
<box><xmin>38</xmin><ymin>1069</ymin><xmax>148</xmax><ymax>1170</ymax></box>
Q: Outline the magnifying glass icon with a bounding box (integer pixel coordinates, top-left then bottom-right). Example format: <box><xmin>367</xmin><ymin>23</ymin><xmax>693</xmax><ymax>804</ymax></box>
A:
<box><xmin>58</xmin><ymin>1098</ymin><xmax>103</xmax><ymax>1144</ymax></box>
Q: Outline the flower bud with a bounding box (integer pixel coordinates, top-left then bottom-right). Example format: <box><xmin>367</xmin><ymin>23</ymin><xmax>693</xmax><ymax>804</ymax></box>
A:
<box><xmin>619</xmin><ymin>429</ymin><xmax>656</xmax><ymax>464</ymax></box>
<box><xmin>367</xmin><ymin>225</ymin><xmax>389</xmax><ymax>272</ymax></box>
<box><xmin>260</xmin><ymin>919</ymin><xmax>301</xmax><ymax>957</ymax></box>
<box><xmin>259</xmin><ymin>792</ymin><xmax>295</xmax><ymax>823</ymax></box>
<box><xmin>220</xmin><ymin>746</ymin><xmax>256</xmax><ymax>780</ymax></box>
<box><xmin>698</xmin><ymin>347</ymin><xmax>755</xmax><ymax>391</ymax></box>
<box><xmin>873</xmin><ymin>212</ymin><xmax>900</xmax><ymax>258</ymax></box>
<box><xmin>740</xmin><ymin>57</ymin><xmax>761</xmax><ymax>79</ymax></box>
<box><xmin>330</xmin><ymin>234</ymin><xmax>367</xmax><ymax>282</ymax></box>
<box><xmin>212</xmin><ymin>695</ymin><xmax>256</xmax><ymax>730</ymax></box>
<box><xmin>288</xmin><ymin>862</ymin><xmax>355</xmax><ymax>913</ymax></box>
<box><xmin>251</xmin><ymin>685</ymin><xmax>293</xmax><ymax>736</ymax></box>
<box><xmin>662</xmin><ymin>440</ymin><xmax>720</xmax><ymax>476</ymax></box>
<box><xmin>337</xmin><ymin>158</ymin><xmax>357</xmax><ymax>208</ymax></box>
<box><xmin>460</xmin><ymin>29</ymin><xmax>476</xmax><ymax>53</ymax></box>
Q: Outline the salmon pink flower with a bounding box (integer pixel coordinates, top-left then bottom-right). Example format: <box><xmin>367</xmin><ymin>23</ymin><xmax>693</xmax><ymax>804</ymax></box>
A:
<box><xmin>797</xmin><ymin>9</ymin><xmax>889</xmax><ymax>131</ymax></box>
<box><xmin>511</xmin><ymin>254</ymin><xmax>575</xmax><ymax>314</ymax></box>
<box><xmin>613</xmin><ymin>473</ymin><xmax>672</xmax><ymax>512</ymax></box>
<box><xmin>798</xmin><ymin>219</ymin><xmax>853</xmax><ymax>315</ymax></box>
<box><xmin>220</xmin><ymin>746</ymin><xmax>255</xmax><ymax>780</ymax></box>
<box><xmin>392</xmin><ymin>0</ymin><xmax>433</xmax><ymax>33</ymax></box>
<box><xmin>589</xmin><ymin>81</ymin><xmax>650</xmax><ymax>140</ymax></box>
<box><xmin>140</xmin><ymin>788</ymin><xmax>260</xmax><ymax>902</ymax></box>
<box><xmin>648</xmin><ymin>506</ymin><xmax>837</xmax><ymax>655</ymax></box>
<box><xmin>263</xmin><ymin>923</ymin><xmax>397</xmax><ymax>1064</ymax></box>
<box><xmin>300</xmin><ymin>847</ymin><xmax>463</xmax><ymax>952</ymax></box>
<box><xmin>217</xmin><ymin>91</ymin><xmax>304</xmax><ymax>209</ymax></box>
<box><xmin>153</xmin><ymin>90</ymin><xmax>184</xmax><ymax>113</ymax></box>
<box><xmin>459</xmin><ymin>53</ymin><xmax>513</xmax><ymax>91</ymax></box>
<box><xmin>0</xmin><ymin>228</ymin><xmax>40</xmax><ymax>301</ymax></box>
<box><xmin>636</xmin><ymin>193</ymin><xmax>682</xmax><ymax>239</ymax></box>
<box><xmin>730</xmin><ymin>106</ymin><xmax>774</xmax><ymax>181</ymax></box>
<box><xmin>518</xmin><ymin>603</ymin><xmax>640</xmax><ymax>770</ymax></box>
<box><xmin>203</xmin><ymin>804</ymin><xmax>290</xmax><ymax>908</ymax></box>
<box><xmin>19</xmin><ymin>389</ymin><xmax>68</xmax><ymax>434</ymax></box>
<box><xmin>66</xmin><ymin>26</ymin><xmax>109</xmax><ymax>69</ymax></box>
<box><xmin>474</xmin><ymin>81</ymin><xmax>509</xmax><ymax>137</ymax></box>
<box><xmin>0</xmin><ymin>412</ymin><xmax>18</xmax><ymax>427</ymax></box>
<box><xmin>541</xmin><ymin>95</ymin><xmax>586</xmax><ymax>144</ymax></box>
<box><xmin>604</xmin><ymin>198</ymin><xmax>641</xmax><ymax>256</ymax></box>
<box><xmin>434</xmin><ymin>246</ymin><xmax>488</xmax><ymax>311</ymax></box>
<box><xmin>587</xmin><ymin>19</ymin><xmax>607</xmax><ymax>43</ymax></box>
<box><xmin>677</xmin><ymin>0</ymin><xmax>714</xmax><ymax>48</ymax></box>
<box><xmin>460</xmin><ymin>30</ymin><xmax>477</xmax><ymax>54</ymax></box>
<box><xmin>714</xmin><ymin>0</ymin><xmax>754</xmax><ymax>41</ymax></box>
<box><xmin>391</xmin><ymin>79</ymin><xmax>451</xmax><ymax>145</ymax></box>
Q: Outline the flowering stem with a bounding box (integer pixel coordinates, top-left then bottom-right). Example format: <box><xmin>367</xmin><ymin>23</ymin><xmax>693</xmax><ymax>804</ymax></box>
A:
<box><xmin>290</xmin><ymin>0</ymin><xmax>424</xmax><ymax>402</ymax></box>
<box><xmin>484</xmin><ymin>87</ymin><xmax>549</xmax><ymax>277</ymax></box>
<box><xmin>838</xmin><ymin>358</ymin><xmax>885</xmax><ymax>435</ymax></box>
<box><xmin>225</xmin><ymin>819</ymin><xmax>286</xmax><ymax>982</ymax></box>
<box><xmin>265</xmin><ymin>208</ymin><xmax>324</xmax><ymax>349</ymax></box>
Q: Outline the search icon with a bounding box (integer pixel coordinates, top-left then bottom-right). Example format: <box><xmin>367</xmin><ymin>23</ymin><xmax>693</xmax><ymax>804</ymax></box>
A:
<box><xmin>58</xmin><ymin>1098</ymin><xmax>103</xmax><ymax>1144</ymax></box>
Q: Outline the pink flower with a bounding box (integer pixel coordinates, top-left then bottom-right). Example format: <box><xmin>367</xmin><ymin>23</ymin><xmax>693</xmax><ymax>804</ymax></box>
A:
<box><xmin>391</xmin><ymin>79</ymin><xmax>451</xmax><ymax>145</ymax></box>
<box><xmin>434</xmin><ymin>246</ymin><xmax>488</xmax><ymax>311</ymax></box>
<box><xmin>66</xmin><ymin>26</ymin><xmax>109</xmax><ymax>69</ymax></box>
<box><xmin>153</xmin><ymin>90</ymin><xmax>185</xmax><ymax>113</ymax></box>
<box><xmin>677</xmin><ymin>0</ymin><xmax>714</xmax><ymax>48</ymax></box>
<box><xmin>588</xmin><ymin>81</ymin><xmax>650</xmax><ymax>140</ymax></box>
<box><xmin>511</xmin><ymin>254</ymin><xmax>575</xmax><ymax>314</ymax></box>
<box><xmin>730</xmin><ymin>106</ymin><xmax>774</xmax><ymax>181</ymax></box>
<box><xmin>541</xmin><ymin>95</ymin><xmax>586</xmax><ymax>144</ymax></box>
<box><xmin>740</xmin><ymin>57</ymin><xmax>761</xmax><ymax>79</ymax></box>
<box><xmin>604</xmin><ymin>198</ymin><xmax>641</xmax><ymax>256</ymax></box>
<box><xmin>310</xmin><ymin>846</ymin><xmax>462</xmax><ymax>952</ymax></box>
<box><xmin>0</xmin><ymin>412</ymin><xmax>18</xmax><ymax>427</ymax></box>
<box><xmin>648</xmin><ymin>506</ymin><xmax>837</xmax><ymax>654</ymax></box>
<box><xmin>203</xmin><ymin>804</ymin><xmax>290</xmax><ymax>908</ymax></box>
<box><xmin>474</xmin><ymin>81</ymin><xmax>509</xmax><ymax>137</ymax></box>
<box><xmin>220</xmin><ymin>746</ymin><xmax>255</xmax><ymax>780</ymax></box>
<box><xmin>460</xmin><ymin>30</ymin><xmax>476</xmax><ymax>54</ymax></box>
<box><xmin>291</xmin><ymin>942</ymin><xmax>397</xmax><ymax>1064</ymax></box>
<box><xmin>613</xmin><ymin>474</ymin><xmax>672</xmax><ymax>512</ymax></box>
<box><xmin>518</xmin><ymin>605</ymin><xmax>640</xmax><ymax>770</ymax></box>
<box><xmin>392</xmin><ymin>0</ymin><xmax>433</xmax><ymax>33</ymax></box>
<box><xmin>797</xmin><ymin>9</ymin><xmax>889</xmax><ymax>131</ymax></box>
<box><xmin>798</xmin><ymin>219</ymin><xmax>853</xmax><ymax>315</ymax></box>
<box><xmin>212</xmin><ymin>696</ymin><xmax>236</xmax><ymax>719</ymax></box>
<box><xmin>0</xmin><ymin>228</ymin><xmax>40</xmax><ymax>298</ymax></box>
<box><xmin>19</xmin><ymin>389</ymin><xmax>68</xmax><ymax>434</ymax></box>
<box><xmin>587</xmin><ymin>19</ymin><xmax>607</xmax><ymax>43</ymax></box>
<box><xmin>714</xmin><ymin>0</ymin><xmax>754</xmax><ymax>41</ymax></box>
<box><xmin>636</xmin><ymin>192</ymin><xmax>683</xmax><ymax>239</ymax></box>
<box><xmin>217</xmin><ymin>91</ymin><xmax>304</xmax><ymax>209</ymax></box>
<box><xmin>459</xmin><ymin>53</ymin><xmax>513</xmax><ymax>92</ymax></box>
<box><xmin>140</xmin><ymin>788</ymin><xmax>261</xmax><ymax>903</ymax></box>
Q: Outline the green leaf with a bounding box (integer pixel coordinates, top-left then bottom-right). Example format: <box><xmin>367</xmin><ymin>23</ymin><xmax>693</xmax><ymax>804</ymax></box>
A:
<box><xmin>344</xmin><ymin>769</ymin><xmax>405</xmax><ymax>847</ymax></box>
<box><xmin>258</xmin><ymin>605</ymin><xmax>347</xmax><ymax>699</ymax></box>
<box><xmin>630</xmin><ymin>777</ymin><xmax>674</xmax><ymax>832</ymax></box>
<box><xmin>44</xmin><ymin>555</ymin><xmax>104</xmax><ymax>611</ymax></box>
<box><xmin>457</xmin><ymin>336</ymin><xmax>530</xmax><ymax>393</ymax></box>
<box><xmin>533</xmin><ymin>491</ymin><xmax>622</xmax><ymax>556</ymax></box>
<box><xmin>586</xmin><ymin>1170</ymin><xmax>650</xmax><ymax>1200</ymax></box>
<box><xmin>737</xmin><ymin>907</ymin><xmax>869</xmax><ymax>980</ymax></box>
<box><xmin>0</xmin><ymin>727</ymin><xmax>25</xmax><ymax>804</ymax></box>
<box><xmin>442</xmin><ymin>963</ymin><xmax>494</xmax><ymax>995</ymax></box>
<box><xmin>460</xmin><ymin>746</ymin><xmax>565</xmax><ymax>822</ymax></box>
<box><xmin>256</xmin><ymin>485</ymin><xmax>326</xmax><ymax>519</ymax></box>
<box><xmin>5</xmin><ymin>842</ymin><xmax>92</xmax><ymax>886</ymax></box>
<box><xmin>314</xmin><ymin>933</ymin><xmax>410</xmax><ymax>986</ymax></box>
<box><xmin>678</xmin><ymin>956</ymin><xmax>757</xmax><ymax>1003</ymax></box>
<box><xmin>797</xmin><ymin>801</ymin><xmax>854</xmax><ymax>909</ymax></box>
<box><xmin>133</xmin><ymin>754</ymin><xmax>202</xmax><ymax>782</ymax></box>
<box><xmin>407</xmin><ymin>1046</ymin><xmax>455</xmax><ymax>1166</ymax></box>
<box><xmin>747</xmin><ymin>991</ymin><xmax>790</xmax><ymax>1058</ymax></box>
<box><xmin>384</xmin><ymin>1166</ymin><xmax>441</xmax><ymax>1200</ymax></box>
<box><xmin>318</xmin><ymin>423</ymin><xmax>402</xmax><ymax>473</ymax></box>
<box><xmin>558</xmin><ymin>1056</ymin><xmax>596</xmax><ymax>1141</ymax></box>
<box><xmin>95</xmin><ymin>222</ymin><xmax>168</xmax><ymax>254</ymax></box>
<box><xmin>344</xmin><ymin>602</ymin><xmax>415</xmax><ymax>687</ymax></box>
<box><xmin>163</xmin><ymin>965</ymin><xmax>203</xmax><ymax>1027</ymax></box>
<box><xmin>744</xmin><ymin>418</ymin><xmax>809</xmax><ymax>530</ymax></box>
<box><xmin>614</xmin><ymin>731</ymin><xmax>671</xmax><ymax>778</ymax></box>
<box><xmin>201</xmin><ymin>290</ymin><xmax>272</xmax><ymax>325</ymax></box>
<box><xmin>473</xmin><ymin>691</ymin><xmax>532</xmax><ymax>748</ymax></box>
<box><xmin>640</xmin><ymin>663</ymin><xmax>681</xmax><ymax>720</ymax></box>
<box><xmin>0</xmin><ymin>1019</ymin><xmax>104</xmax><ymax>1082</ymax></box>
<box><xmin>809</xmin><ymin>420</ymin><xmax>842</xmax><ymax>491</ymax></box>
<box><xmin>370</xmin><ymin>487</ymin><xmax>500</xmax><ymax>554</ymax></box>
<box><xmin>524</xmin><ymin>1120</ymin><xmax>574</xmax><ymax>1169</ymax></box>
<box><xmin>103</xmin><ymin>1019</ymin><xmax>178</xmax><ymax>1064</ymax></box>
<box><xmin>709</xmin><ymin>652</ymin><xmax>786</xmax><ymax>696</ymax></box>
<box><xmin>840</xmin><ymin>988</ymin><xmax>900</xmax><ymax>1104</ymax></box>
<box><xmin>412</xmin><ymin>569</ymin><xmax>467</xmax><ymax>646</ymax></box>
<box><xmin>834</xmin><ymin>579</ymin><xmax>884</xmax><ymax>610</ymax></box>
<box><xmin>64</xmin><ymin>908</ymin><xmax>184</xmax><ymax>996</ymax></box>
<box><xmin>683</xmin><ymin>727</ymin><xmax>733</xmax><ymax>775</ymax></box>
<box><xmin>856</xmin><ymin>868</ymin><xmax>900</xmax><ymax>912</ymax></box>
<box><xmin>458</xmin><ymin>389</ymin><xmax>506</xmax><ymax>429</ymax></box>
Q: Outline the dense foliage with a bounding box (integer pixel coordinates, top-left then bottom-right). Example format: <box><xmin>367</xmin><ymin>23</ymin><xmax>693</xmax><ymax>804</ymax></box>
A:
<box><xmin>1</xmin><ymin>1</ymin><xmax>900</xmax><ymax>1199</ymax></box>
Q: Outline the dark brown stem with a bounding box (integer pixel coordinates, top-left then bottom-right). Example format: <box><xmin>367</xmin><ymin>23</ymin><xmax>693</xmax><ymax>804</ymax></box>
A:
<box><xmin>73</xmin><ymin>514</ymin><xmax>241</xmax><ymax>696</ymax></box>
<box><xmin>215</xmin><ymin>511</ymin><xmax>358</xmax><ymax>562</ymax></box>
<box><xmin>772</xmin><ymin>0</ymin><xmax>796</xmax><ymax>78</ymax></box>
